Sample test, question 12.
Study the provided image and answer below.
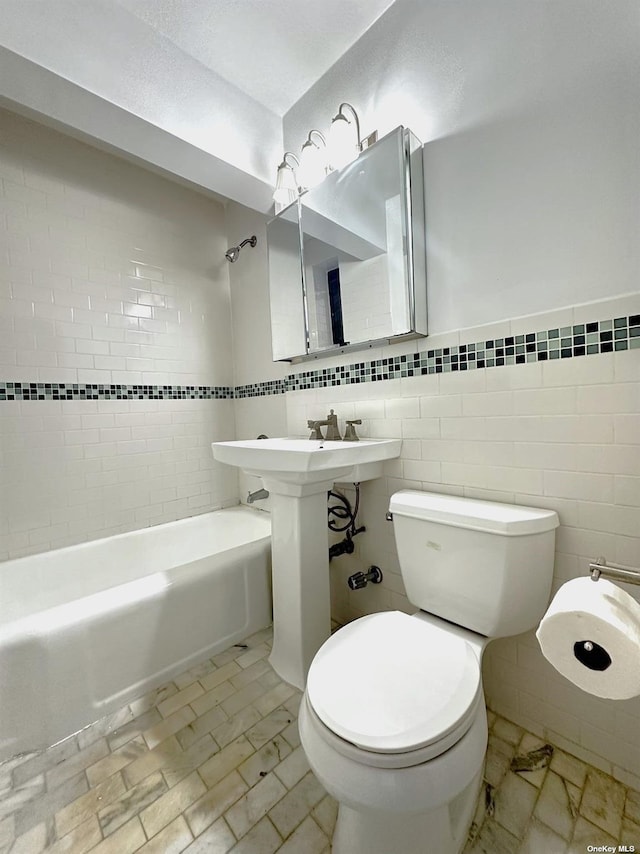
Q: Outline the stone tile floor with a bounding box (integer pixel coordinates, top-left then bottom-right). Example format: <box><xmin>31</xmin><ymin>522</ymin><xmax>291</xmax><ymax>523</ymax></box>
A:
<box><xmin>465</xmin><ymin>713</ymin><xmax>640</xmax><ymax>854</ymax></box>
<box><xmin>0</xmin><ymin>624</ymin><xmax>638</xmax><ymax>853</ymax></box>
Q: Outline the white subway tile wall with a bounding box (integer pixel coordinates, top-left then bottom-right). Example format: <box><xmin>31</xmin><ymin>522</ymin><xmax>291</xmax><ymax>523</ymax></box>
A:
<box><xmin>340</xmin><ymin>254</ymin><xmax>393</xmax><ymax>343</ymax></box>
<box><xmin>0</xmin><ymin>109</ymin><xmax>238</xmax><ymax>558</ymax></box>
<box><xmin>0</xmin><ymin>398</ymin><xmax>238</xmax><ymax>558</ymax></box>
<box><xmin>284</xmin><ymin>294</ymin><xmax>640</xmax><ymax>787</ymax></box>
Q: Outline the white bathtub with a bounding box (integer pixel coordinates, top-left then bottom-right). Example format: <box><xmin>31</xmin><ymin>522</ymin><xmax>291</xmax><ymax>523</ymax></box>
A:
<box><xmin>0</xmin><ymin>507</ymin><xmax>272</xmax><ymax>762</ymax></box>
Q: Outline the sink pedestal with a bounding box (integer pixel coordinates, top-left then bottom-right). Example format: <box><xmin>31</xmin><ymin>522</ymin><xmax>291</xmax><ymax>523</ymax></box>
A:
<box><xmin>263</xmin><ymin>478</ymin><xmax>333</xmax><ymax>691</ymax></box>
<box><xmin>211</xmin><ymin>438</ymin><xmax>402</xmax><ymax>691</ymax></box>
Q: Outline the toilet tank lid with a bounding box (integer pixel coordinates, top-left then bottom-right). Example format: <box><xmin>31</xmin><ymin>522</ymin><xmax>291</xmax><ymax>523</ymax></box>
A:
<box><xmin>389</xmin><ymin>490</ymin><xmax>559</xmax><ymax>536</ymax></box>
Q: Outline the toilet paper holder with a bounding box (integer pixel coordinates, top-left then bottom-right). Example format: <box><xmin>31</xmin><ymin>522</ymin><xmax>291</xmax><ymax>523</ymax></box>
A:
<box><xmin>589</xmin><ymin>557</ymin><xmax>640</xmax><ymax>586</ymax></box>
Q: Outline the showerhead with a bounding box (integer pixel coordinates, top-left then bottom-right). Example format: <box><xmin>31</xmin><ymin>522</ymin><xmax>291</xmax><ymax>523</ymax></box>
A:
<box><xmin>225</xmin><ymin>235</ymin><xmax>257</xmax><ymax>263</ymax></box>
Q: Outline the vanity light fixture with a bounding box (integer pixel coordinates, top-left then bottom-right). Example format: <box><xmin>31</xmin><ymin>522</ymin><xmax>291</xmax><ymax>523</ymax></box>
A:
<box><xmin>328</xmin><ymin>102</ymin><xmax>362</xmax><ymax>170</ymax></box>
<box><xmin>298</xmin><ymin>130</ymin><xmax>328</xmax><ymax>189</ymax></box>
<box><xmin>272</xmin><ymin>103</ymin><xmax>376</xmax><ymax>205</ymax></box>
<box><xmin>273</xmin><ymin>151</ymin><xmax>300</xmax><ymax>206</ymax></box>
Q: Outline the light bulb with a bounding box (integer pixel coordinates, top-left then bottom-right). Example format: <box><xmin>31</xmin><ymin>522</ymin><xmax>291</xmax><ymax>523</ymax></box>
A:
<box><xmin>328</xmin><ymin>103</ymin><xmax>361</xmax><ymax>170</ymax></box>
<box><xmin>299</xmin><ymin>132</ymin><xmax>328</xmax><ymax>189</ymax></box>
<box><xmin>272</xmin><ymin>153</ymin><xmax>300</xmax><ymax>207</ymax></box>
<box><xmin>328</xmin><ymin>114</ymin><xmax>358</xmax><ymax>169</ymax></box>
<box><xmin>273</xmin><ymin>163</ymin><xmax>298</xmax><ymax>206</ymax></box>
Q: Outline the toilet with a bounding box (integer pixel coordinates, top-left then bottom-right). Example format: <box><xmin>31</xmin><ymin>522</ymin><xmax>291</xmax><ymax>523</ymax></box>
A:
<box><xmin>299</xmin><ymin>489</ymin><xmax>559</xmax><ymax>854</ymax></box>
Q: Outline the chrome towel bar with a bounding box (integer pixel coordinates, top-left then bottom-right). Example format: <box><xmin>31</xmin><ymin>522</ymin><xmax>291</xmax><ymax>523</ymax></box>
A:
<box><xmin>589</xmin><ymin>557</ymin><xmax>640</xmax><ymax>586</ymax></box>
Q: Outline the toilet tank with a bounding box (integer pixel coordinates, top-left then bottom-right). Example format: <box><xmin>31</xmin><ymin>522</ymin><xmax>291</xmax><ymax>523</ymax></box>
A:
<box><xmin>389</xmin><ymin>491</ymin><xmax>559</xmax><ymax>638</ymax></box>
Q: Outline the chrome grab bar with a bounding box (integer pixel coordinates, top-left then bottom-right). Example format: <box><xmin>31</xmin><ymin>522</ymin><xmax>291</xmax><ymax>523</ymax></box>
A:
<box><xmin>589</xmin><ymin>557</ymin><xmax>640</xmax><ymax>586</ymax></box>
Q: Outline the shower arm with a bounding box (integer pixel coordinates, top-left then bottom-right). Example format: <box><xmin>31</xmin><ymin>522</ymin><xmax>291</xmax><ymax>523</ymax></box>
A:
<box><xmin>225</xmin><ymin>235</ymin><xmax>257</xmax><ymax>263</ymax></box>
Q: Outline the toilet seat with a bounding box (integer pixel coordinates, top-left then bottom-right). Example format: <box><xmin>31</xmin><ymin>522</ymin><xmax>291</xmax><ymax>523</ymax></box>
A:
<box><xmin>303</xmin><ymin>692</ymin><xmax>484</xmax><ymax>769</ymax></box>
<box><xmin>306</xmin><ymin>611</ymin><xmax>482</xmax><ymax>766</ymax></box>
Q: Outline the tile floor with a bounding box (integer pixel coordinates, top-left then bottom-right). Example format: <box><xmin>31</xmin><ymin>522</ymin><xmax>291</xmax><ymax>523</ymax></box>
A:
<box><xmin>0</xmin><ymin>625</ymin><xmax>639</xmax><ymax>853</ymax></box>
<box><xmin>465</xmin><ymin>713</ymin><xmax>640</xmax><ymax>854</ymax></box>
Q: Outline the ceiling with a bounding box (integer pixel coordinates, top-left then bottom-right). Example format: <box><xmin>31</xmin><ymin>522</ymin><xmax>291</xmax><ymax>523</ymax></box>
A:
<box><xmin>115</xmin><ymin>0</ymin><xmax>397</xmax><ymax>115</ymax></box>
<box><xmin>0</xmin><ymin>0</ymin><xmax>399</xmax><ymax>210</ymax></box>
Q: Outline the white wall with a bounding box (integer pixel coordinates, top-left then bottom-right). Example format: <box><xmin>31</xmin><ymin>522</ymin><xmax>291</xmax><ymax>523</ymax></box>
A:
<box><xmin>226</xmin><ymin>202</ymin><xmax>290</xmax><ymax>390</ymax></box>
<box><xmin>284</xmin><ymin>0</ymin><xmax>640</xmax><ymax>333</ymax></box>
<box><xmin>225</xmin><ymin>201</ymin><xmax>289</xmax><ymax>510</ymax></box>
<box><xmin>0</xmin><ymin>109</ymin><xmax>238</xmax><ymax>559</ymax></box>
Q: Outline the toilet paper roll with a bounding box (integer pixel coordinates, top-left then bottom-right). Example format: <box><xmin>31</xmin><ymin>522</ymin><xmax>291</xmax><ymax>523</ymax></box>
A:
<box><xmin>536</xmin><ymin>577</ymin><xmax>640</xmax><ymax>700</ymax></box>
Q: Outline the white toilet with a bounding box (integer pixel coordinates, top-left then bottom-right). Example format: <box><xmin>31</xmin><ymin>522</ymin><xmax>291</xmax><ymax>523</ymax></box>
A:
<box><xmin>299</xmin><ymin>489</ymin><xmax>559</xmax><ymax>854</ymax></box>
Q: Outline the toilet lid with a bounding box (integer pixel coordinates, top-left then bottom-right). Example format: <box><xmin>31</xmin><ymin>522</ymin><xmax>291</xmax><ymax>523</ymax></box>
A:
<box><xmin>307</xmin><ymin>611</ymin><xmax>481</xmax><ymax>754</ymax></box>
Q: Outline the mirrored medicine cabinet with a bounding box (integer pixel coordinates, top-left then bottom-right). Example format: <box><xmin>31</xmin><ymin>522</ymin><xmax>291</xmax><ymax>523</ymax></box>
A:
<box><xmin>267</xmin><ymin>126</ymin><xmax>427</xmax><ymax>362</ymax></box>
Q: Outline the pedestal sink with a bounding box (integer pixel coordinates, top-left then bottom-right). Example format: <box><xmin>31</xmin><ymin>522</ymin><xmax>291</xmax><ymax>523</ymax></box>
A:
<box><xmin>211</xmin><ymin>438</ymin><xmax>402</xmax><ymax>689</ymax></box>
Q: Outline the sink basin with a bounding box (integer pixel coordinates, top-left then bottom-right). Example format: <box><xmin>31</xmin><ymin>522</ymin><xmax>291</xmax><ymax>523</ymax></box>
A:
<box><xmin>211</xmin><ymin>437</ymin><xmax>402</xmax><ymax>485</ymax></box>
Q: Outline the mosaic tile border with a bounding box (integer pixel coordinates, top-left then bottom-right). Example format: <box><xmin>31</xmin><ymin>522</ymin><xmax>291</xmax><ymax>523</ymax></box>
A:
<box><xmin>236</xmin><ymin>311</ymin><xmax>639</xmax><ymax>398</ymax></box>
<box><xmin>1</xmin><ymin>314</ymin><xmax>638</xmax><ymax>401</ymax></box>
<box><xmin>0</xmin><ymin>383</ymin><xmax>234</xmax><ymax>402</ymax></box>
<box><xmin>235</xmin><ymin>379</ymin><xmax>287</xmax><ymax>399</ymax></box>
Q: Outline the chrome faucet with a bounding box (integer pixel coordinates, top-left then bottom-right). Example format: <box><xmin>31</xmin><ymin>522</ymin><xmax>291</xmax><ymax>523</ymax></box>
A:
<box><xmin>308</xmin><ymin>409</ymin><xmax>341</xmax><ymax>441</ymax></box>
<box><xmin>247</xmin><ymin>488</ymin><xmax>269</xmax><ymax>503</ymax></box>
<box><xmin>324</xmin><ymin>410</ymin><xmax>342</xmax><ymax>440</ymax></box>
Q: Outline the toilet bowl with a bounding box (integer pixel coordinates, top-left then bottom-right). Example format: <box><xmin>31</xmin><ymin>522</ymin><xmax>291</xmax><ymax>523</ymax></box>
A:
<box><xmin>300</xmin><ymin>610</ymin><xmax>489</xmax><ymax>854</ymax></box>
<box><xmin>299</xmin><ymin>490</ymin><xmax>559</xmax><ymax>854</ymax></box>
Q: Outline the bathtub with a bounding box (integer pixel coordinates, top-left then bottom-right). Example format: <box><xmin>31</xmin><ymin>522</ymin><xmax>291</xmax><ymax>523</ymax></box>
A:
<box><xmin>0</xmin><ymin>506</ymin><xmax>272</xmax><ymax>762</ymax></box>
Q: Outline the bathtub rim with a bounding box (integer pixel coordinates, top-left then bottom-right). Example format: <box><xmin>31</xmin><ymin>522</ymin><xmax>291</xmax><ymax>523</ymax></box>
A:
<box><xmin>0</xmin><ymin>505</ymin><xmax>271</xmax><ymax>624</ymax></box>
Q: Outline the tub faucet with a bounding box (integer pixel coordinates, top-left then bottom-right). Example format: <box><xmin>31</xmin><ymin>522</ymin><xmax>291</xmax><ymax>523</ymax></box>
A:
<box><xmin>247</xmin><ymin>488</ymin><xmax>269</xmax><ymax>503</ymax></box>
<box><xmin>309</xmin><ymin>409</ymin><xmax>341</xmax><ymax>441</ymax></box>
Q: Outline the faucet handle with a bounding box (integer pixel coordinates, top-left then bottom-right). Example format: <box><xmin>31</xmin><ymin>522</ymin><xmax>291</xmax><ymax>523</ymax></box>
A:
<box><xmin>343</xmin><ymin>419</ymin><xmax>362</xmax><ymax>441</ymax></box>
<box><xmin>307</xmin><ymin>420</ymin><xmax>324</xmax><ymax>441</ymax></box>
